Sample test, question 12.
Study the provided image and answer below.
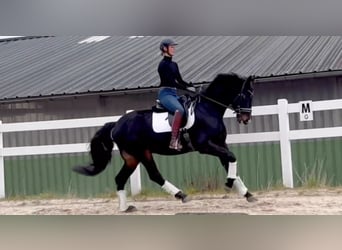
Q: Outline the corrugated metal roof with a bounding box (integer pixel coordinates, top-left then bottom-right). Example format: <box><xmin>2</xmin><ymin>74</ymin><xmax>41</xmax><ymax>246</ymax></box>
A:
<box><xmin>1</xmin><ymin>36</ymin><xmax>342</xmax><ymax>101</ymax></box>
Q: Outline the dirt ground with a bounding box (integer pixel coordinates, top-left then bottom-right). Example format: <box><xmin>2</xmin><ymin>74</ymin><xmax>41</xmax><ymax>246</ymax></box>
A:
<box><xmin>1</xmin><ymin>188</ymin><xmax>342</xmax><ymax>215</ymax></box>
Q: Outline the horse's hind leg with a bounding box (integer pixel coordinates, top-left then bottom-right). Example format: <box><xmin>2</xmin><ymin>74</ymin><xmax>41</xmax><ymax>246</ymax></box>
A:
<box><xmin>141</xmin><ymin>150</ymin><xmax>189</xmax><ymax>203</ymax></box>
<box><xmin>115</xmin><ymin>151</ymin><xmax>140</xmax><ymax>212</ymax></box>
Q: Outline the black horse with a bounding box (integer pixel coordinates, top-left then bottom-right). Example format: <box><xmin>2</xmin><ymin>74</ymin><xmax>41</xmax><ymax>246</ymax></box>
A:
<box><xmin>73</xmin><ymin>72</ymin><xmax>256</xmax><ymax>212</ymax></box>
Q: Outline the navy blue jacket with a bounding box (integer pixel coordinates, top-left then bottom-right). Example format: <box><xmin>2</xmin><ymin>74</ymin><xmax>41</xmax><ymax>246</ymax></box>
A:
<box><xmin>158</xmin><ymin>56</ymin><xmax>190</xmax><ymax>89</ymax></box>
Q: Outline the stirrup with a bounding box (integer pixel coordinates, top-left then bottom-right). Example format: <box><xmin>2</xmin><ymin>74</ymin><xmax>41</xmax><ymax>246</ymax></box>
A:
<box><xmin>169</xmin><ymin>139</ymin><xmax>182</xmax><ymax>151</ymax></box>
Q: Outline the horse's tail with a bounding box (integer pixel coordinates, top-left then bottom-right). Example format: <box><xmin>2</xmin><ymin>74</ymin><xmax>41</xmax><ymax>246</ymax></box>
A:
<box><xmin>73</xmin><ymin>122</ymin><xmax>116</xmax><ymax>176</ymax></box>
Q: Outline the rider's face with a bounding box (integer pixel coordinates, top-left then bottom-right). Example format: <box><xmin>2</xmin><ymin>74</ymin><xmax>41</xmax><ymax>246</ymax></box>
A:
<box><xmin>167</xmin><ymin>45</ymin><xmax>175</xmax><ymax>56</ymax></box>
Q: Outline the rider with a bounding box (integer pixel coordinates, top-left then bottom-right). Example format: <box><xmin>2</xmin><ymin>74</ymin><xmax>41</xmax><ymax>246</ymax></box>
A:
<box><xmin>157</xmin><ymin>38</ymin><xmax>194</xmax><ymax>151</ymax></box>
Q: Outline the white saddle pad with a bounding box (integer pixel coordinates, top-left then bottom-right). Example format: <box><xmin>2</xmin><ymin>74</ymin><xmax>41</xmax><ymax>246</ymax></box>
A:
<box><xmin>152</xmin><ymin>103</ymin><xmax>195</xmax><ymax>133</ymax></box>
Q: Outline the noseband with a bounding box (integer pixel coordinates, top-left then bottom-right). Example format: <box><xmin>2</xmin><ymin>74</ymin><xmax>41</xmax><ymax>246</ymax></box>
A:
<box><xmin>232</xmin><ymin>77</ymin><xmax>253</xmax><ymax>114</ymax></box>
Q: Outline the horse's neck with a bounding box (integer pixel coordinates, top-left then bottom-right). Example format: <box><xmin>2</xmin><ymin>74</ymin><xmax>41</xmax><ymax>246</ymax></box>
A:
<box><xmin>200</xmin><ymin>89</ymin><xmax>235</xmax><ymax>114</ymax></box>
<box><xmin>197</xmin><ymin>97</ymin><xmax>227</xmax><ymax>118</ymax></box>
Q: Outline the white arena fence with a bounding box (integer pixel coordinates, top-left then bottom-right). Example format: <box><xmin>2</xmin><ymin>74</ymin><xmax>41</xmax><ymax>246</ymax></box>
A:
<box><xmin>0</xmin><ymin>98</ymin><xmax>341</xmax><ymax>198</ymax></box>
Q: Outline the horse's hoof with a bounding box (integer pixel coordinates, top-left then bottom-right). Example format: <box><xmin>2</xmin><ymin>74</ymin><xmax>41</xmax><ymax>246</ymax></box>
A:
<box><xmin>72</xmin><ymin>165</ymin><xmax>91</xmax><ymax>175</ymax></box>
<box><xmin>175</xmin><ymin>191</ymin><xmax>190</xmax><ymax>203</ymax></box>
<box><xmin>181</xmin><ymin>195</ymin><xmax>191</xmax><ymax>203</ymax></box>
<box><xmin>124</xmin><ymin>205</ymin><xmax>138</xmax><ymax>213</ymax></box>
<box><xmin>72</xmin><ymin>164</ymin><xmax>98</xmax><ymax>176</ymax></box>
<box><xmin>247</xmin><ymin>196</ymin><xmax>258</xmax><ymax>202</ymax></box>
<box><xmin>245</xmin><ymin>192</ymin><xmax>258</xmax><ymax>202</ymax></box>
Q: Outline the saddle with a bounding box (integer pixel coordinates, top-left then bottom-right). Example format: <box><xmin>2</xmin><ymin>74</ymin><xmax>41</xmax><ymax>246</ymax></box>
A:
<box><xmin>151</xmin><ymin>94</ymin><xmax>196</xmax><ymax>150</ymax></box>
<box><xmin>152</xmin><ymin>94</ymin><xmax>194</xmax><ymax>126</ymax></box>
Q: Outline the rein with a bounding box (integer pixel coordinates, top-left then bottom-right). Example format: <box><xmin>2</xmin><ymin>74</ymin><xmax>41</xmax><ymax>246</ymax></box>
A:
<box><xmin>198</xmin><ymin>92</ymin><xmax>233</xmax><ymax>110</ymax></box>
<box><xmin>185</xmin><ymin>82</ymin><xmax>233</xmax><ymax>110</ymax></box>
<box><xmin>186</xmin><ymin>77</ymin><xmax>252</xmax><ymax>113</ymax></box>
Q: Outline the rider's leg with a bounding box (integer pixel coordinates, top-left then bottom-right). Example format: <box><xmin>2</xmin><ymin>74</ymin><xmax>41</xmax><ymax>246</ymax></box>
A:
<box><xmin>158</xmin><ymin>92</ymin><xmax>185</xmax><ymax>151</ymax></box>
<box><xmin>169</xmin><ymin>109</ymin><xmax>183</xmax><ymax>150</ymax></box>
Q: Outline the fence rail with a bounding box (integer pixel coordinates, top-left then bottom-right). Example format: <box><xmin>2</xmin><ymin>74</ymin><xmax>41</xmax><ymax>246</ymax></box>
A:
<box><xmin>0</xmin><ymin>98</ymin><xmax>341</xmax><ymax>198</ymax></box>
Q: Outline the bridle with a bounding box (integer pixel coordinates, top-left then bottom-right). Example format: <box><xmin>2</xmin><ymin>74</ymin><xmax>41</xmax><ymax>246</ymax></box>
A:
<box><xmin>232</xmin><ymin>76</ymin><xmax>254</xmax><ymax>114</ymax></box>
<box><xmin>191</xmin><ymin>76</ymin><xmax>254</xmax><ymax>114</ymax></box>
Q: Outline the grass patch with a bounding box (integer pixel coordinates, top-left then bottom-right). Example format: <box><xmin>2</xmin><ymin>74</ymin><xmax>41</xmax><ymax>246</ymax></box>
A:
<box><xmin>295</xmin><ymin>158</ymin><xmax>332</xmax><ymax>188</ymax></box>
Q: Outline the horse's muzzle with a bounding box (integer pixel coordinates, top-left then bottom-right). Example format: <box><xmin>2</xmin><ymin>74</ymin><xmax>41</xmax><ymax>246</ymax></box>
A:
<box><xmin>237</xmin><ymin>112</ymin><xmax>251</xmax><ymax>125</ymax></box>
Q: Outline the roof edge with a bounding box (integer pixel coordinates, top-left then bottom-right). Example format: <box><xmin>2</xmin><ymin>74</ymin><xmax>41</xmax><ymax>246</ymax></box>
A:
<box><xmin>0</xmin><ymin>87</ymin><xmax>159</xmax><ymax>104</ymax></box>
<box><xmin>255</xmin><ymin>70</ymin><xmax>342</xmax><ymax>83</ymax></box>
<box><xmin>0</xmin><ymin>36</ymin><xmax>53</xmax><ymax>43</ymax></box>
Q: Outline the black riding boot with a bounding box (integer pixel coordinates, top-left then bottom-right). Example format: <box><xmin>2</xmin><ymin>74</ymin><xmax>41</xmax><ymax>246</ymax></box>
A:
<box><xmin>169</xmin><ymin>110</ymin><xmax>183</xmax><ymax>151</ymax></box>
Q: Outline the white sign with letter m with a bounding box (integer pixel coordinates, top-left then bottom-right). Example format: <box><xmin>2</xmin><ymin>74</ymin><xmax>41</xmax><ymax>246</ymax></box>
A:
<box><xmin>299</xmin><ymin>100</ymin><xmax>313</xmax><ymax>121</ymax></box>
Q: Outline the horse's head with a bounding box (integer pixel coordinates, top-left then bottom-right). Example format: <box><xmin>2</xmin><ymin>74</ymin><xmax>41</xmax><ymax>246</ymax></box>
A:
<box><xmin>232</xmin><ymin>75</ymin><xmax>254</xmax><ymax>125</ymax></box>
<box><xmin>202</xmin><ymin>73</ymin><xmax>255</xmax><ymax>124</ymax></box>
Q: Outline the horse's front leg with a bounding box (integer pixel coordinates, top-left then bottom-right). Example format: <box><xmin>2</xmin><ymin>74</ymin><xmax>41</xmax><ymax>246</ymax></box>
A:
<box><xmin>199</xmin><ymin>140</ymin><xmax>257</xmax><ymax>202</ymax></box>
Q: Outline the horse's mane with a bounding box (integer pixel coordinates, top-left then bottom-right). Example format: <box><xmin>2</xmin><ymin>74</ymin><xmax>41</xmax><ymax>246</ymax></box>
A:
<box><xmin>203</xmin><ymin>72</ymin><xmax>244</xmax><ymax>97</ymax></box>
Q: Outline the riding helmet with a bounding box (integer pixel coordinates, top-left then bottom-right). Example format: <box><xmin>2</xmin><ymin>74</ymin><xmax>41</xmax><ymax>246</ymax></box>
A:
<box><xmin>160</xmin><ymin>38</ymin><xmax>178</xmax><ymax>52</ymax></box>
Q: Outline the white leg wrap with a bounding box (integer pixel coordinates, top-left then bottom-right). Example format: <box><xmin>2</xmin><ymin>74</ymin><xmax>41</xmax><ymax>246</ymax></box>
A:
<box><xmin>227</xmin><ymin>161</ymin><xmax>237</xmax><ymax>179</ymax></box>
<box><xmin>233</xmin><ymin>177</ymin><xmax>248</xmax><ymax>196</ymax></box>
<box><xmin>162</xmin><ymin>180</ymin><xmax>181</xmax><ymax>196</ymax></box>
<box><xmin>117</xmin><ymin>190</ymin><xmax>128</xmax><ymax>212</ymax></box>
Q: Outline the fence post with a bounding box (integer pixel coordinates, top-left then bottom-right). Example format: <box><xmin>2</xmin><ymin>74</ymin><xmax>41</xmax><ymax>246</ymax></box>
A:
<box><xmin>126</xmin><ymin>110</ymin><xmax>142</xmax><ymax>196</ymax></box>
<box><xmin>0</xmin><ymin>121</ymin><xmax>5</xmax><ymax>198</ymax></box>
<box><xmin>277</xmin><ymin>99</ymin><xmax>294</xmax><ymax>188</ymax></box>
<box><xmin>130</xmin><ymin>165</ymin><xmax>142</xmax><ymax>196</ymax></box>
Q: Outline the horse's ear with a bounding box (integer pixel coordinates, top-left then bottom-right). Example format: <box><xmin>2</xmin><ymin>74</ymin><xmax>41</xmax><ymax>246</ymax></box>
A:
<box><xmin>246</xmin><ymin>75</ymin><xmax>254</xmax><ymax>90</ymax></box>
